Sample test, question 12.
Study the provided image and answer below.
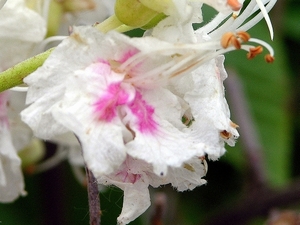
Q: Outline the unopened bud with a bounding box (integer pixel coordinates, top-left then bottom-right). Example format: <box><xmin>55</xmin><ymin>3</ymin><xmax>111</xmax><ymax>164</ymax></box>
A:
<box><xmin>115</xmin><ymin>0</ymin><xmax>159</xmax><ymax>28</ymax></box>
<box><xmin>141</xmin><ymin>13</ymin><xmax>167</xmax><ymax>29</ymax></box>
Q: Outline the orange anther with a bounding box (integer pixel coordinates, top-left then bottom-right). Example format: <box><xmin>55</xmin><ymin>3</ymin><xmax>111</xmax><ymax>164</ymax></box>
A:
<box><xmin>227</xmin><ymin>0</ymin><xmax>242</xmax><ymax>11</ymax></box>
<box><xmin>220</xmin><ymin>130</ymin><xmax>232</xmax><ymax>139</ymax></box>
<box><xmin>247</xmin><ymin>46</ymin><xmax>263</xmax><ymax>59</ymax></box>
<box><xmin>231</xmin><ymin>37</ymin><xmax>241</xmax><ymax>49</ymax></box>
<box><xmin>221</xmin><ymin>32</ymin><xmax>235</xmax><ymax>49</ymax></box>
<box><xmin>237</xmin><ymin>31</ymin><xmax>251</xmax><ymax>42</ymax></box>
<box><xmin>265</xmin><ymin>54</ymin><xmax>275</xmax><ymax>63</ymax></box>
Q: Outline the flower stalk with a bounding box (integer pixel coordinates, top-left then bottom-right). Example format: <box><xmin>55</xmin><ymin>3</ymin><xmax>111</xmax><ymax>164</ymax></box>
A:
<box><xmin>0</xmin><ymin>48</ymin><xmax>54</xmax><ymax>93</ymax></box>
<box><xmin>86</xmin><ymin>166</ymin><xmax>101</xmax><ymax>225</ymax></box>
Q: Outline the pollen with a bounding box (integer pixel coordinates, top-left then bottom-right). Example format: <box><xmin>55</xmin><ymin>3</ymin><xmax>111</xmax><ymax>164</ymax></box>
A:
<box><xmin>220</xmin><ymin>130</ymin><xmax>232</xmax><ymax>139</ymax></box>
<box><xmin>221</xmin><ymin>32</ymin><xmax>235</xmax><ymax>49</ymax></box>
<box><xmin>247</xmin><ymin>46</ymin><xmax>263</xmax><ymax>59</ymax></box>
<box><xmin>221</xmin><ymin>31</ymin><xmax>251</xmax><ymax>49</ymax></box>
<box><xmin>265</xmin><ymin>54</ymin><xmax>275</xmax><ymax>63</ymax></box>
<box><xmin>227</xmin><ymin>0</ymin><xmax>242</xmax><ymax>11</ymax></box>
<box><xmin>237</xmin><ymin>31</ymin><xmax>251</xmax><ymax>42</ymax></box>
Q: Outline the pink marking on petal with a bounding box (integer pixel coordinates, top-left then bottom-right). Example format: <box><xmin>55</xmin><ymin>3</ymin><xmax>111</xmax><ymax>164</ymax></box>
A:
<box><xmin>116</xmin><ymin>170</ymin><xmax>142</xmax><ymax>184</ymax></box>
<box><xmin>118</xmin><ymin>48</ymin><xmax>139</xmax><ymax>63</ymax></box>
<box><xmin>94</xmin><ymin>83</ymin><xmax>129</xmax><ymax>122</ymax></box>
<box><xmin>129</xmin><ymin>91</ymin><xmax>157</xmax><ymax>134</ymax></box>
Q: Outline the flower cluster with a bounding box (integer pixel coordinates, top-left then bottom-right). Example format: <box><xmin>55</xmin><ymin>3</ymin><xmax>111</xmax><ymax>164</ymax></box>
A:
<box><xmin>0</xmin><ymin>0</ymin><xmax>276</xmax><ymax>224</ymax></box>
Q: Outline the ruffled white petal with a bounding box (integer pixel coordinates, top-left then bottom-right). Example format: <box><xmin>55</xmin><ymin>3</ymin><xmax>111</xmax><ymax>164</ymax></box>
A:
<box><xmin>0</xmin><ymin>126</ymin><xmax>26</xmax><ymax>202</ymax></box>
<box><xmin>0</xmin><ymin>92</ymin><xmax>25</xmax><ymax>202</ymax></box>
<box><xmin>126</xmin><ymin>87</ymin><xmax>206</xmax><ymax>176</ymax></box>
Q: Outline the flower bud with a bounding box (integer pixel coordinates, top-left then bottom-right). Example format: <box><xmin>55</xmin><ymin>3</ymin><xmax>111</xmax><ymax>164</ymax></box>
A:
<box><xmin>115</xmin><ymin>0</ymin><xmax>159</xmax><ymax>28</ymax></box>
<box><xmin>18</xmin><ymin>139</ymin><xmax>45</xmax><ymax>168</ymax></box>
<box><xmin>139</xmin><ymin>0</ymin><xmax>173</xmax><ymax>14</ymax></box>
<box><xmin>141</xmin><ymin>13</ymin><xmax>167</xmax><ymax>29</ymax></box>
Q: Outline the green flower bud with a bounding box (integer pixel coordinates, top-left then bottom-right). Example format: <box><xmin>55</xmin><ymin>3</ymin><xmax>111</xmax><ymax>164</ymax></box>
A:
<box><xmin>115</xmin><ymin>0</ymin><xmax>159</xmax><ymax>28</ymax></box>
<box><xmin>141</xmin><ymin>13</ymin><xmax>167</xmax><ymax>30</ymax></box>
<box><xmin>139</xmin><ymin>0</ymin><xmax>173</xmax><ymax>14</ymax></box>
<box><xmin>18</xmin><ymin>139</ymin><xmax>46</xmax><ymax>168</ymax></box>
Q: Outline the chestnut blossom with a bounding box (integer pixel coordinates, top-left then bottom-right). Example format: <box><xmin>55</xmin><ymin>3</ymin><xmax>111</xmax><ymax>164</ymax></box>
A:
<box><xmin>18</xmin><ymin>0</ymin><xmax>277</xmax><ymax>223</ymax></box>
<box><xmin>21</xmin><ymin>25</ymin><xmax>239</xmax><ymax>223</ymax></box>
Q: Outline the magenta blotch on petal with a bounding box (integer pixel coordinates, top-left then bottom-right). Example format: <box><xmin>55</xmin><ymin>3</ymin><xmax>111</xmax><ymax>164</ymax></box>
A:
<box><xmin>94</xmin><ymin>82</ymin><xmax>130</xmax><ymax>122</ymax></box>
<box><xmin>129</xmin><ymin>91</ymin><xmax>157</xmax><ymax>134</ymax></box>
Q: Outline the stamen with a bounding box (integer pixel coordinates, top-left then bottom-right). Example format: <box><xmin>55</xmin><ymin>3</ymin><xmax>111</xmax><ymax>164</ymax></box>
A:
<box><xmin>247</xmin><ymin>45</ymin><xmax>263</xmax><ymax>59</ymax></box>
<box><xmin>249</xmin><ymin>38</ymin><xmax>274</xmax><ymax>56</ymax></box>
<box><xmin>209</xmin><ymin>0</ymin><xmax>257</xmax><ymax>38</ymax></box>
<box><xmin>227</xmin><ymin>0</ymin><xmax>242</xmax><ymax>11</ymax></box>
<box><xmin>230</xmin><ymin>121</ymin><xmax>239</xmax><ymax>128</ymax></box>
<box><xmin>34</xmin><ymin>36</ymin><xmax>67</xmax><ymax>54</ymax></box>
<box><xmin>10</xmin><ymin>86</ymin><xmax>29</xmax><ymax>92</ymax></box>
<box><xmin>42</xmin><ymin>0</ymin><xmax>51</xmax><ymax>20</ymax></box>
<box><xmin>265</xmin><ymin>54</ymin><xmax>275</xmax><ymax>63</ymax></box>
<box><xmin>70</xmin><ymin>165</ymin><xmax>87</xmax><ymax>186</ymax></box>
<box><xmin>237</xmin><ymin>31</ymin><xmax>251</xmax><ymax>42</ymax></box>
<box><xmin>30</xmin><ymin>147</ymin><xmax>68</xmax><ymax>174</ymax></box>
<box><xmin>254</xmin><ymin>0</ymin><xmax>274</xmax><ymax>40</ymax></box>
<box><xmin>221</xmin><ymin>32</ymin><xmax>235</xmax><ymax>48</ymax></box>
<box><xmin>220</xmin><ymin>130</ymin><xmax>232</xmax><ymax>139</ymax></box>
<box><xmin>232</xmin><ymin>37</ymin><xmax>241</xmax><ymax>49</ymax></box>
<box><xmin>238</xmin><ymin>0</ymin><xmax>277</xmax><ymax>40</ymax></box>
<box><xmin>198</xmin><ymin>12</ymin><xmax>232</xmax><ymax>35</ymax></box>
<box><xmin>221</xmin><ymin>31</ymin><xmax>251</xmax><ymax>49</ymax></box>
<box><xmin>199</xmin><ymin>156</ymin><xmax>208</xmax><ymax>174</ymax></box>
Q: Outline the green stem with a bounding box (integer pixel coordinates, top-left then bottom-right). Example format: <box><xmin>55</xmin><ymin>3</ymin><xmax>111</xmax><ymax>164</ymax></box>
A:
<box><xmin>94</xmin><ymin>14</ymin><xmax>124</xmax><ymax>33</ymax></box>
<box><xmin>115</xmin><ymin>24</ymin><xmax>135</xmax><ymax>33</ymax></box>
<box><xmin>0</xmin><ymin>48</ymin><xmax>54</xmax><ymax>93</ymax></box>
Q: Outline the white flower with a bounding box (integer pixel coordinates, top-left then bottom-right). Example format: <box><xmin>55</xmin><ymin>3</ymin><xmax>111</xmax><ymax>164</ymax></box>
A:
<box><xmin>21</xmin><ymin>26</ymin><xmax>239</xmax><ymax>223</ymax></box>
<box><xmin>22</xmin><ymin>26</ymin><xmax>215</xmax><ymax>177</ymax></box>
<box><xmin>0</xmin><ymin>92</ymin><xmax>26</xmax><ymax>202</ymax></box>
